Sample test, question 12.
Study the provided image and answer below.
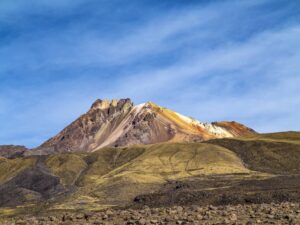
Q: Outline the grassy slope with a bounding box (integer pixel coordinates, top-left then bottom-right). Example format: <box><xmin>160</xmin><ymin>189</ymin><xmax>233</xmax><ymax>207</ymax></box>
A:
<box><xmin>51</xmin><ymin>142</ymin><xmax>251</xmax><ymax>210</ymax></box>
<box><xmin>207</xmin><ymin>132</ymin><xmax>300</xmax><ymax>174</ymax></box>
<box><xmin>0</xmin><ymin>157</ymin><xmax>36</xmax><ymax>185</ymax></box>
<box><xmin>45</xmin><ymin>154</ymin><xmax>88</xmax><ymax>186</ymax></box>
<box><xmin>1</xmin><ymin>131</ymin><xmax>299</xmax><ymax>214</ymax></box>
<box><xmin>237</xmin><ymin>131</ymin><xmax>300</xmax><ymax>144</ymax></box>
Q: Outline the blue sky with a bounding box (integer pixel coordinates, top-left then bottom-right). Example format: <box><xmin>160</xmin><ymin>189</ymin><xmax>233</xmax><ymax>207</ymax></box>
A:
<box><xmin>0</xmin><ymin>0</ymin><xmax>299</xmax><ymax>148</ymax></box>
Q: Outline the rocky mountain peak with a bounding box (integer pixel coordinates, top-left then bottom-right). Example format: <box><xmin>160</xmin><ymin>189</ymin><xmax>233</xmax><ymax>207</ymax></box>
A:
<box><xmin>39</xmin><ymin>98</ymin><xmax>255</xmax><ymax>152</ymax></box>
<box><xmin>90</xmin><ymin>98</ymin><xmax>133</xmax><ymax>111</ymax></box>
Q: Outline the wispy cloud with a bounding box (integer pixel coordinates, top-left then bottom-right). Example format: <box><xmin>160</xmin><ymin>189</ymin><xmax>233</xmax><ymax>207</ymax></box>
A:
<box><xmin>0</xmin><ymin>0</ymin><xmax>299</xmax><ymax>147</ymax></box>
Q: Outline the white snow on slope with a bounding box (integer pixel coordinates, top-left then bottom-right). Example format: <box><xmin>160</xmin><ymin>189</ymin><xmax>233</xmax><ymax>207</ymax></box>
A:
<box><xmin>175</xmin><ymin>112</ymin><xmax>233</xmax><ymax>137</ymax></box>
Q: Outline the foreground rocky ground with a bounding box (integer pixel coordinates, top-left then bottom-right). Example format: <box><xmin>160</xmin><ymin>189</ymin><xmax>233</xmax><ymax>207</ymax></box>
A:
<box><xmin>1</xmin><ymin>202</ymin><xmax>299</xmax><ymax>225</ymax></box>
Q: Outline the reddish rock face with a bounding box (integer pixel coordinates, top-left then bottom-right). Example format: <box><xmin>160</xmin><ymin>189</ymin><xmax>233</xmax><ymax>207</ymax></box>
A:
<box><xmin>40</xmin><ymin>98</ymin><xmax>256</xmax><ymax>152</ymax></box>
<box><xmin>40</xmin><ymin>99</ymin><xmax>134</xmax><ymax>152</ymax></box>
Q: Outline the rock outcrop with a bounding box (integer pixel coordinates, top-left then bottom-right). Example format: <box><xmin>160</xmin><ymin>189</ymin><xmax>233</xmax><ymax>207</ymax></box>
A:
<box><xmin>0</xmin><ymin>145</ymin><xmax>28</xmax><ymax>158</ymax></box>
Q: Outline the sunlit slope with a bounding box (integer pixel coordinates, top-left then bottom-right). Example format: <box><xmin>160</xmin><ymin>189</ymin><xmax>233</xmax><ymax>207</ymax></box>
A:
<box><xmin>104</xmin><ymin>143</ymin><xmax>250</xmax><ymax>181</ymax></box>
<box><xmin>77</xmin><ymin>142</ymin><xmax>250</xmax><ymax>187</ymax></box>
<box><xmin>0</xmin><ymin>157</ymin><xmax>36</xmax><ymax>185</ymax></box>
<box><xmin>45</xmin><ymin>154</ymin><xmax>88</xmax><ymax>186</ymax></box>
<box><xmin>51</xmin><ymin>142</ymin><xmax>251</xmax><ymax>210</ymax></box>
<box><xmin>148</xmin><ymin>103</ymin><xmax>254</xmax><ymax>142</ymax></box>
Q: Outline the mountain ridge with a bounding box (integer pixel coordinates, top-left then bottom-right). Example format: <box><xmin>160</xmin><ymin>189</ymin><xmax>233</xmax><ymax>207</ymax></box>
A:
<box><xmin>40</xmin><ymin>98</ymin><xmax>255</xmax><ymax>153</ymax></box>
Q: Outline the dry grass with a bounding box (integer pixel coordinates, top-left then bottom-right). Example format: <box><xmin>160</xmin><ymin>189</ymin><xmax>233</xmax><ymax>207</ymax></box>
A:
<box><xmin>237</xmin><ymin>131</ymin><xmax>300</xmax><ymax>144</ymax></box>
<box><xmin>45</xmin><ymin>154</ymin><xmax>87</xmax><ymax>186</ymax></box>
<box><xmin>207</xmin><ymin>132</ymin><xmax>300</xmax><ymax>174</ymax></box>
<box><xmin>54</xmin><ymin>142</ymin><xmax>253</xmax><ymax>210</ymax></box>
<box><xmin>1</xmin><ymin>132</ymin><xmax>299</xmax><ymax>213</ymax></box>
<box><xmin>0</xmin><ymin>157</ymin><xmax>36</xmax><ymax>184</ymax></box>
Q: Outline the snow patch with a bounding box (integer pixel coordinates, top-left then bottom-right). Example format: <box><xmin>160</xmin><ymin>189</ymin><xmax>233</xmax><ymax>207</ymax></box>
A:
<box><xmin>175</xmin><ymin>112</ymin><xmax>233</xmax><ymax>137</ymax></box>
<box><xmin>133</xmin><ymin>103</ymin><xmax>146</xmax><ymax>113</ymax></box>
<box><xmin>203</xmin><ymin>124</ymin><xmax>233</xmax><ymax>137</ymax></box>
<box><xmin>175</xmin><ymin>112</ymin><xmax>205</xmax><ymax>128</ymax></box>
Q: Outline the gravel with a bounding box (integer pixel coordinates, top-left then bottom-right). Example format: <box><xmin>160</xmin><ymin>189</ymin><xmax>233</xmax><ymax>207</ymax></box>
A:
<box><xmin>1</xmin><ymin>202</ymin><xmax>300</xmax><ymax>225</ymax></box>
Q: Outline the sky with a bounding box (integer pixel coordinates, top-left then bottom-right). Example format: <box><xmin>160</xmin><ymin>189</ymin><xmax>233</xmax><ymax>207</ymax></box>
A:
<box><xmin>0</xmin><ymin>0</ymin><xmax>300</xmax><ymax>148</ymax></box>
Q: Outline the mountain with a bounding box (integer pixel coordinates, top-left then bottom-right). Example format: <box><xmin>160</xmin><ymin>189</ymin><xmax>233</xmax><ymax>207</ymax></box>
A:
<box><xmin>40</xmin><ymin>98</ymin><xmax>255</xmax><ymax>152</ymax></box>
<box><xmin>0</xmin><ymin>98</ymin><xmax>298</xmax><ymax>219</ymax></box>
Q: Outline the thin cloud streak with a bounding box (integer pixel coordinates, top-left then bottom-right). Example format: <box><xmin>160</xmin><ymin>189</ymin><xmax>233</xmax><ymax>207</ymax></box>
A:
<box><xmin>0</xmin><ymin>0</ymin><xmax>299</xmax><ymax>147</ymax></box>
<box><xmin>112</xmin><ymin>25</ymin><xmax>300</xmax><ymax>97</ymax></box>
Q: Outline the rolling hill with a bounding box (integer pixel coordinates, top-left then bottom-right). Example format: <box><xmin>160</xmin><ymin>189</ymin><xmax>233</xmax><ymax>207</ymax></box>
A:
<box><xmin>0</xmin><ymin>132</ymin><xmax>299</xmax><ymax>216</ymax></box>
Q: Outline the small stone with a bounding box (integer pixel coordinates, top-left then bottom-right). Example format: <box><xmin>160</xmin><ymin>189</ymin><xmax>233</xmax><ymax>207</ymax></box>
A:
<box><xmin>106</xmin><ymin>210</ymin><xmax>114</xmax><ymax>216</ymax></box>
<box><xmin>84</xmin><ymin>212</ymin><xmax>93</xmax><ymax>220</ymax></box>
<box><xmin>120</xmin><ymin>211</ymin><xmax>128</xmax><ymax>216</ymax></box>
<box><xmin>221</xmin><ymin>211</ymin><xmax>228</xmax><ymax>217</ymax></box>
<box><xmin>176</xmin><ymin>206</ymin><xmax>184</xmax><ymax>213</ymax></box>
<box><xmin>150</xmin><ymin>219</ymin><xmax>158</xmax><ymax>224</ymax></box>
<box><xmin>76</xmin><ymin>214</ymin><xmax>84</xmax><ymax>220</ymax></box>
<box><xmin>169</xmin><ymin>210</ymin><xmax>177</xmax><ymax>214</ymax></box>
<box><xmin>223</xmin><ymin>218</ymin><xmax>230</xmax><ymax>224</ymax></box>
<box><xmin>102</xmin><ymin>214</ymin><xmax>108</xmax><ymax>220</ymax></box>
<box><xmin>48</xmin><ymin>216</ymin><xmax>56</xmax><ymax>221</ymax></box>
<box><xmin>191</xmin><ymin>205</ymin><xmax>199</xmax><ymax>211</ymax></box>
<box><xmin>196</xmin><ymin>214</ymin><xmax>203</xmax><ymax>220</ymax></box>
<box><xmin>93</xmin><ymin>222</ymin><xmax>102</xmax><ymax>225</ymax></box>
<box><xmin>229</xmin><ymin>213</ymin><xmax>237</xmax><ymax>221</ymax></box>
<box><xmin>62</xmin><ymin>214</ymin><xmax>73</xmax><ymax>221</ymax></box>
<box><xmin>15</xmin><ymin>220</ymin><xmax>27</xmax><ymax>225</ymax></box>
<box><xmin>138</xmin><ymin>218</ymin><xmax>147</xmax><ymax>225</ymax></box>
<box><xmin>209</xmin><ymin>205</ymin><xmax>217</xmax><ymax>210</ymax></box>
<box><xmin>284</xmin><ymin>214</ymin><xmax>292</xmax><ymax>220</ymax></box>
<box><xmin>203</xmin><ymin>214</ymin><xmax>209</xmax><ymax>220</ymax></box>
<box><xmin>131</xmin><ymin>215</ymin><xmax>140</xmax><ymax>220</ymax></box>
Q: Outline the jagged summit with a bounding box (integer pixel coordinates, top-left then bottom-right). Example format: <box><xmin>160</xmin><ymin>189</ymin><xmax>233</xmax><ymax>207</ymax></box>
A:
<box><xmin>90</xmin><ymin>98</ymin><xmax>133</xmax><ymax>110</ymax></box>
<box><xmin>40</xmin><ymin>98</ymin><xmax>255</xmax><ymax>152</ymax></box>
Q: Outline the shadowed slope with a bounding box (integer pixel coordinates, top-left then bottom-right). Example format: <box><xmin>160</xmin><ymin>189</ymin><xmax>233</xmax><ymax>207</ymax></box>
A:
<box><xmin>206</xmin><ymin>132</ymin><xmax>300</xmax><ymax>174</ymax></box>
